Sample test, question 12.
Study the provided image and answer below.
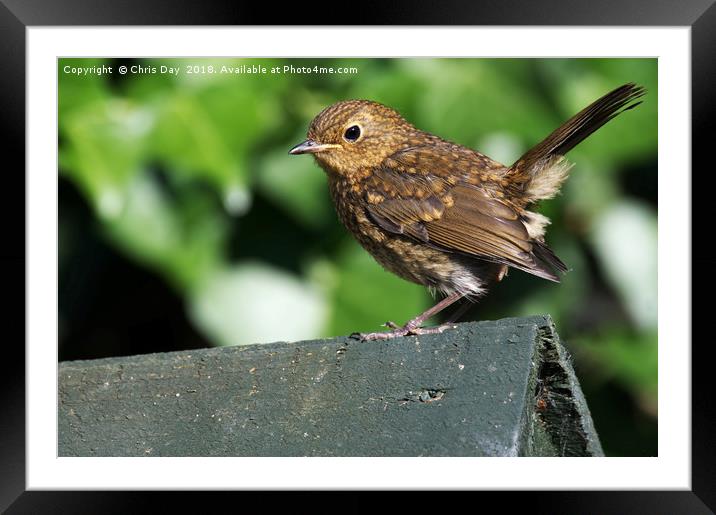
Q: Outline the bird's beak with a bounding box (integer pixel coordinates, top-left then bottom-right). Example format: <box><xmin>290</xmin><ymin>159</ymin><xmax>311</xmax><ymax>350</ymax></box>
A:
<box><xmin>288</xmin><ymin>139</ymin><xmax>341</xmax><ymax>155</ymax></box>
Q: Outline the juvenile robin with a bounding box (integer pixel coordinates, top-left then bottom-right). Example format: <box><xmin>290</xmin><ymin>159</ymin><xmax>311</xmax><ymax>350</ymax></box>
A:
<box><xmin>289</xmin><ymin>83</ymin><xmax>645</xmax><ymax>340</ymax></box>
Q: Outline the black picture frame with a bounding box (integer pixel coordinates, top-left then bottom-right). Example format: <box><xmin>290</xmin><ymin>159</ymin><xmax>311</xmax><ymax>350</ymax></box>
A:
<box><xmin>1</xmin><ymin>0</ymin><xmax>708</xmax><ymax>512</ymax></box>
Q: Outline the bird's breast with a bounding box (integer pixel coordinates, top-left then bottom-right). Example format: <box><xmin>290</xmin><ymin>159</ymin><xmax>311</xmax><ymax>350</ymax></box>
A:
<box><xmin>327</xmin><ymin>176</ymin><xmax>487</xmax><ymax>295</ymax></box>
<box><xmin>328</xmin><ymin>176</ymin><xmax>387</xmax><ymax>244</ymax></box>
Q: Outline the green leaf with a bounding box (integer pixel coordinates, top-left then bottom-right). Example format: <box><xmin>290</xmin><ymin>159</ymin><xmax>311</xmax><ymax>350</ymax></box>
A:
<box><xmin>576</xmin><ymin>328</ymin><xmax>658</xmax><ymax>414</ymax></box>
<box><xmin>101</xmin><ymin>174</ymin><xmax>227</xmax><ymax>292</ymax></box>
<box><xmin>60</xmin><ymin>98</ymin><xmax>153</xmax><ymax>219</ymax></box>
<box><xmin>58</xmin><ymin>58</ymin><xmax>110</xmax><ymax>120</ymax></box>
<box><xmin>150</xmin><ymin>93</ymin><xmax>244</xmax><ymax>199</ymax></box>
<box><xmin>590</xmin><ymin>201</ymin><xmax>657</xmax><ymax>330</ymax></box>
<box><xmin>254</xmin><ymin>139</ymin><xmax>334</xmax><ymax>230</ymax></box>
<box><xmin>188</xmin><ymin>263</ymin><xmax>328</xmax><ymax>346</ymax></box>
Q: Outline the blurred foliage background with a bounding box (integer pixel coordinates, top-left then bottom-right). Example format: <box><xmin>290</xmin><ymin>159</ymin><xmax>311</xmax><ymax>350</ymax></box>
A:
<box><xmin>58</xmin><ymin>58</ymin><xmax>657</xmax><ymax>456</ymax></box>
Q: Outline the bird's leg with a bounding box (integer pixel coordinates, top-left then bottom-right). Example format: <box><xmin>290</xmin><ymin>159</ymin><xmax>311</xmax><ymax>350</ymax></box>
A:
<box><xmin>357</xmin><ymin>292</ymin><xmax>464</xmax><ymax>341</ymax></box>
<box><xmin>445</xmin><ymin>297</ymin><xmax>473</xmax><ymax>324</ymax></box>
<box><xmin>401</xmin><ymin>292</ymin><xmax>464</xmax><ymax>332</ymax></box>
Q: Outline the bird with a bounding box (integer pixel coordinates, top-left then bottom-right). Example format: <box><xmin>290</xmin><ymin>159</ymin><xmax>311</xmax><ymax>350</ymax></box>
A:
<box><xmin>289</xmin><ymin>83</ymin><xmax>645</xmax><ymax>341</ymax></box>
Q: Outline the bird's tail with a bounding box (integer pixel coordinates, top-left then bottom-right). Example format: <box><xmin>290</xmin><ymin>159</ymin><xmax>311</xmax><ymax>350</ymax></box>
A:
<box><xmin>506</xmin><ymin>83</ymin><xmax>646</xmax><ymax>203</ymax></box>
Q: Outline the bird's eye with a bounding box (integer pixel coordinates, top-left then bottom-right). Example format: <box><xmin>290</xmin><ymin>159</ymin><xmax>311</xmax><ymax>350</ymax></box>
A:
<box><xmin>343</xmin><ymin>125</ymin><xmax>361</xmax><ymax>142</ymax></box>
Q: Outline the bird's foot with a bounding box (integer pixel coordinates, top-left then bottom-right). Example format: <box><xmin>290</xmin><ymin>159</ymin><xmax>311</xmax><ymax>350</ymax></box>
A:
<box><xmin>354</xmin><ymin>321</ymin><xmax>457</xmax><ymax>342</ymax></box>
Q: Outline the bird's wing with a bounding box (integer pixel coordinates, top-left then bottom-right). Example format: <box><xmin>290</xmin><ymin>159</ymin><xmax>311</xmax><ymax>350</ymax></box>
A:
<box><xmin>363</xmin><ymin>146</ymin><xmax>567</xmax><ymax>282</ymax></box>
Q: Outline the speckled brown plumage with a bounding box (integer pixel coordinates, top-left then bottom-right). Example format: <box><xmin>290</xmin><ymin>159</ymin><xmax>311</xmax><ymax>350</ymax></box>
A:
<box><xmin>290</xmin><ymin>84</ymin><xmax>645</xmax><ymax>340</ymax></box>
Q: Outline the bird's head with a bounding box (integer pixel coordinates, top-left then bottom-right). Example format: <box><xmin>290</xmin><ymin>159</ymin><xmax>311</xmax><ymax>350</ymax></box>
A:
<box><xmin>289</xmin><ymin>100</ymin><xmax>418</xmax><ymax>175</ymax></box>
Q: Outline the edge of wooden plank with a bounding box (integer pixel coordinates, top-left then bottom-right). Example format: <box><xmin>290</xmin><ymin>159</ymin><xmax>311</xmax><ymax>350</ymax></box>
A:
<box><xmin>518</xmin><ymin>316</ymin><xmax>605</xmax><ymax>457</ymax></box>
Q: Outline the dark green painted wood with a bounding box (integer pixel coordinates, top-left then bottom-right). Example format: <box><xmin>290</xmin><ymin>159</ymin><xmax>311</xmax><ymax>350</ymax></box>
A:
<box><xmin>58</xmin><ymin>315</ymin><xmax>603</xmax><ymax>457</ymax></box>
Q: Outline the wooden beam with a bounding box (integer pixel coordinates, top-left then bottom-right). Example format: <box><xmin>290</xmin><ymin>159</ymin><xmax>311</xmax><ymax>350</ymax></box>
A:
<box><xmin>59</xmin><ymin>315</ymin><xmax>603</xmax><ymax>457</ymax></box>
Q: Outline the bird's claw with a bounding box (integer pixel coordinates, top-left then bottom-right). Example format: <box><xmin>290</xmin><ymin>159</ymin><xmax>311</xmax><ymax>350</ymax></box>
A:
<box><xmin>356</xmin><ymin>323</ymin><xmax>457</xmax><ymax>342</ymax></box>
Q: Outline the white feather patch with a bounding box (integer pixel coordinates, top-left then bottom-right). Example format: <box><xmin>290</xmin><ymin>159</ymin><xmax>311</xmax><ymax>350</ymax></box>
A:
<box><xmin>526</xmin><ymin>156</ymin><xmax>573</xmax><ymax>202</ymax></box>
<box><xmin>437</xmin><ymin>265</ymin><xmax>487</xmax><ymax>298</ymax></box>
<box><xmin>523</xmin><ymin>211</ymin><xmax>551</xmax><ymax>241</ymax></box>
